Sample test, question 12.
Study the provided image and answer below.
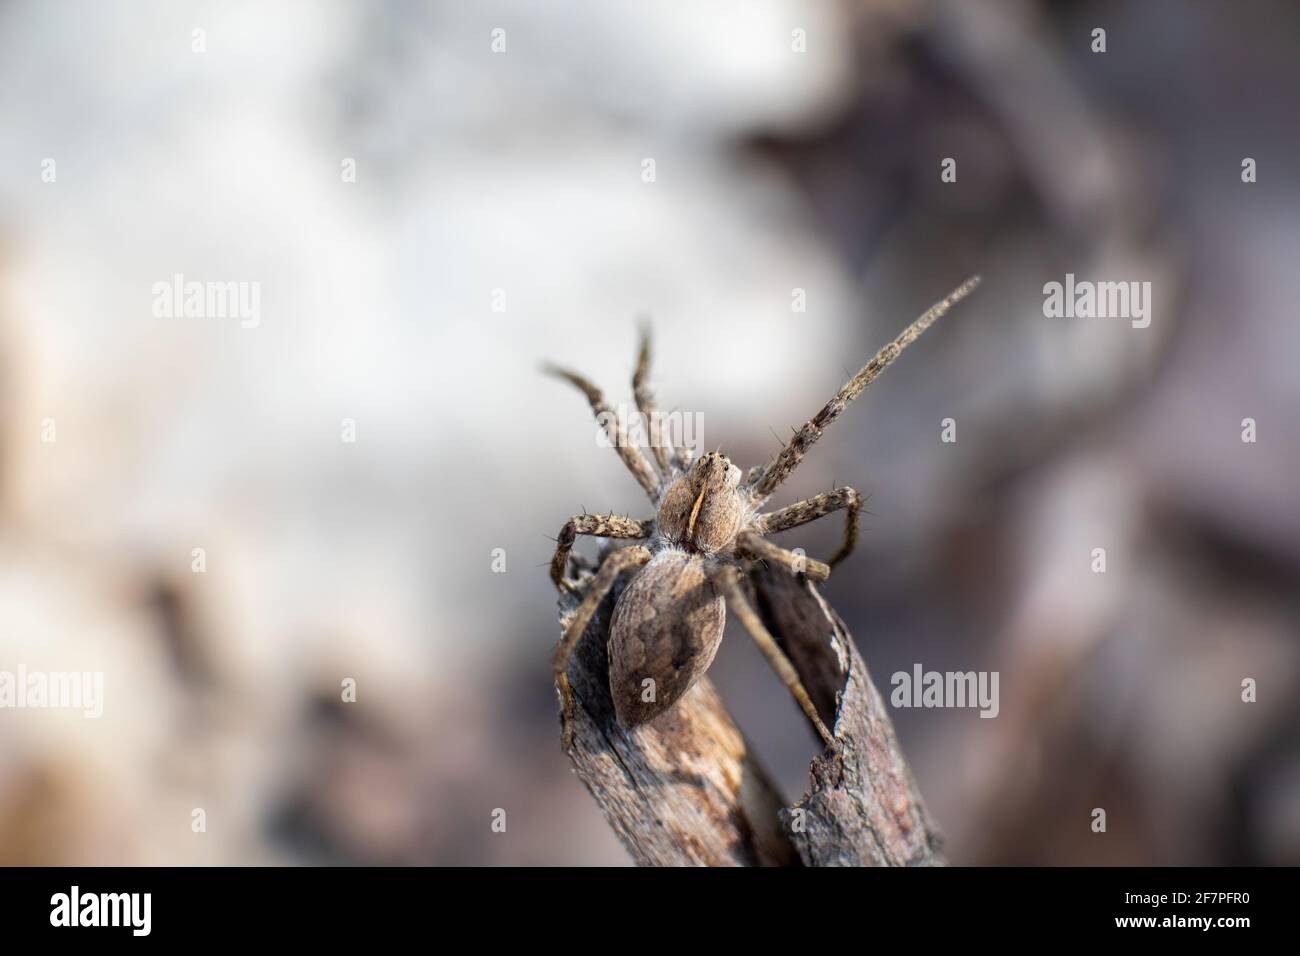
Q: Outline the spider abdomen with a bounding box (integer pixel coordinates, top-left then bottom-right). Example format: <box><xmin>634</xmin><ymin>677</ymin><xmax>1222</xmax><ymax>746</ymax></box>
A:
<box><xmin>607</xmin><ymin>549</ymin><xmax>725</xmax><ymax>729</ymax></box>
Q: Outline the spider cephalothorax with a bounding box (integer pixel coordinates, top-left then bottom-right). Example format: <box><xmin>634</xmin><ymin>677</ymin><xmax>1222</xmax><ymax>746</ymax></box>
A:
<box><xmin>655</xmin><ymin>452</ymin><xmax>745</xmax><ymax>554</ymax></box>
<box><xmin>546</xmin><ymin>277</ymin><xmax>980</xmax><ymax>751</ymax></box>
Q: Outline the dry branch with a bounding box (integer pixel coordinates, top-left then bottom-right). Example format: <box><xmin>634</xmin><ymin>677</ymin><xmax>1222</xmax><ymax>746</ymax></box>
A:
<box><xmin>556</xmin><ymin>547</ymin><xmax>944</xmax><ymax>866</ymax></box>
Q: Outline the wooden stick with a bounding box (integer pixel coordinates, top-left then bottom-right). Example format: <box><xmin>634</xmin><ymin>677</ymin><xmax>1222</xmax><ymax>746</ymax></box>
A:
<box><xmin>745</xmin><ymin>562</ymin><xmax>945</xmax><ymax>866</ymax></box>
<box><xmin>556</xmin><ymin>547</ymin><xmax>944</xmax><ymax>866</ymax></box>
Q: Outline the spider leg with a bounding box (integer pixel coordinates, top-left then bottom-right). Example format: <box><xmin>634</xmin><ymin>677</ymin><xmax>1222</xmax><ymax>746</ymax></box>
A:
<box><xmin>632</xmin><ymin>326</ymin><xmax>680</xmax><ymax>478</ymax></box>
<box><xmin>552</xmin><ymin>545</ymin><xmax>653</xmax><ymax>751</ymax></box>
<box><xmin>544</xmin><ymin>363</ymin><xmax>661</xmax><ymax>500</ymax></box>
<box><xmin>748</xmin><ymin>276</ymin><xmax>980</xmax><ymax>505</ymax></box>
<box><xmin>550</xmin><ymin>513</ymin><xmax>653</xmax><ymax>593</ymax></box>
<box><xmin>633</xmin><ymin>327</ymin><xmax>696</xmax><ymax>474</ymax></box>
<box><xmin>735</xmin><ymin>530</ymin><xmax>830</xmax><ymax>581</ymax></box>
<box><xmin>566</xmin><ymin>551</ymin><xmax>597</xmax><ymax>574</ymax></box>
<box><xmin>755</xmin><ymin>486</ymin><xmax>863</xmax><ymax>568</ymax></box>
<box><xmin>712</xmin><ymin>564</ymin><xmax>835</xmax><ymax>747</ymax></box>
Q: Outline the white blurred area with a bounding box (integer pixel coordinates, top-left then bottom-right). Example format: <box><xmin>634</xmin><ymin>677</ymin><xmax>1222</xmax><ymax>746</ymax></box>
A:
<box><xmin>0</xmin><ymin>0</ymin><xmax>861</xmax><ymax>863</ymax></box>
<box><xmin>3</xmin><ymin>0</ymin><xmax>1298</xmax><ymax>868</ymax></box>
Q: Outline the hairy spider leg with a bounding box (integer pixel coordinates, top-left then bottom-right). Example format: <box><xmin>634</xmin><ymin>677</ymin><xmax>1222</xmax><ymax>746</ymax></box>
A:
<box><xmin>544</xmin><ymin>364</ymin><xmax>661</xmax><ymax>500</ymax></box>
<box><xmin>749</xmin><ymin>276</ymin><xmax>980</xmax><ymax>505</ymax></box>
<box><xmin>552</xmin><ymin>545</ymin><xmax>653</xmax><ymax>751</ymax></box>
<box><xmin>735</xmin><ymin>530</ymin><xmax>831</xmax><ymax>581</ymax></box>
<box><xmin>712</xmin><ymin>565</ymin><xmax>835</xmax><ymax>747</ymax></box>
<box><xmin>756</xmin><ymin>486</ymin><xmax>863</xmax><ymax>568</ymax></box>
<box><xmin>632</xmin><ymin>326</ymin><xmax>688</xmax><ymax>478</ymax></box>
<box><xmin>549</xmin><ymin>514</ymin><xmax>653</xmax><ymax>593</ymax></box>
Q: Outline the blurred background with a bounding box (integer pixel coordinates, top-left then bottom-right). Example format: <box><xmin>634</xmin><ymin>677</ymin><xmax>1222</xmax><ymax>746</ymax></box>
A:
<box><xmin>0</xmin><ymin>0</ymin><xmax>1297</xmax><ymax>865</ymax></box>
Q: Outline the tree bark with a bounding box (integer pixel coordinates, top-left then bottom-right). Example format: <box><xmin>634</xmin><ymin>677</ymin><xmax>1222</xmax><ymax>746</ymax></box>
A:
<box><xmin>557</xmin><ymin>546</ymin><xmax>944</xmax><ymax>866</ymax></box>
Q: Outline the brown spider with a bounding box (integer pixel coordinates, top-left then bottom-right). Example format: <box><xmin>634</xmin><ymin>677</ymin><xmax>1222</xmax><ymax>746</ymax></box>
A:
<box><xmin>545</xmin><ymin>276</ymin><xmax>980</xmax><ymax>751</ymax></box>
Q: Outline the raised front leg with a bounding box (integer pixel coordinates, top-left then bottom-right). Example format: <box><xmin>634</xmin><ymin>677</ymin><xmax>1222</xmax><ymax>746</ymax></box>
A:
<box><xmin>544</xmin><ymin>364</ymin><xmax>662</xmax><ymax>500</ymax></box>
<box><xmin>748</xmin><ymin>277</ymin><xmax>980</xmax><ymax>505</ymax></box>
<box><xmin>632</xmin><ymin>326</ymin><xmax>689</xmax><ymax>477</ymax></box>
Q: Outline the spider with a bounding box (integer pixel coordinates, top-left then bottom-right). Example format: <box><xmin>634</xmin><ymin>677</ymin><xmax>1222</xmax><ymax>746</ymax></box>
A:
<box><xmin>545</xmin><ymin>276</ymin><xmax>980</xmax><ymax>752</ymax></box>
